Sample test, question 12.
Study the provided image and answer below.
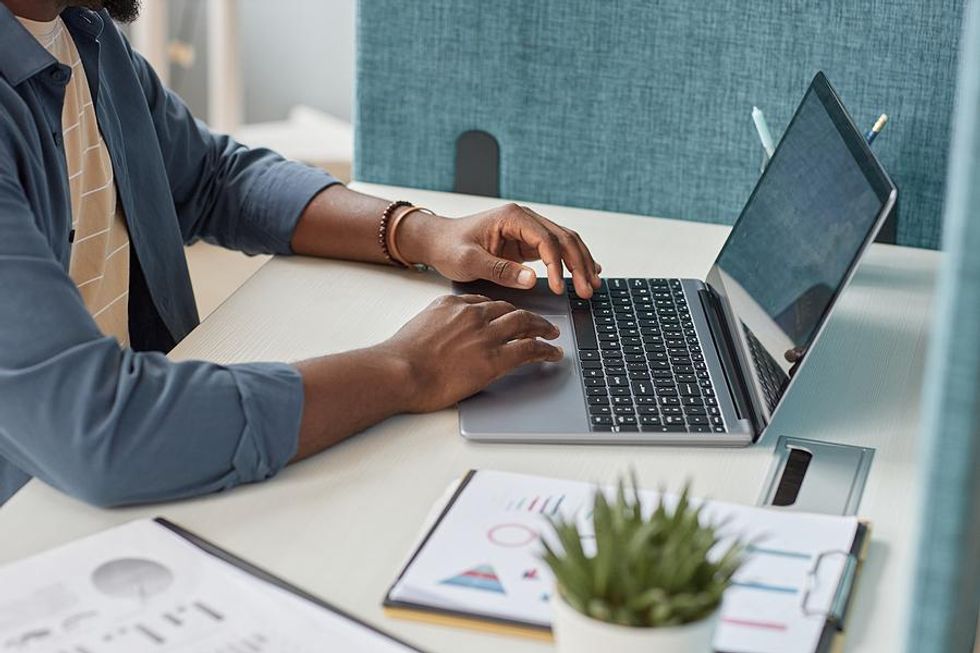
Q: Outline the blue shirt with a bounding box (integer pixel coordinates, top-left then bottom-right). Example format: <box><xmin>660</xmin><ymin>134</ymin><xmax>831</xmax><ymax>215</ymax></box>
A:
<box><xmin>0</xmin><ymin>7</ymin><xmax>339</xmax><ymax>505</ymax></box>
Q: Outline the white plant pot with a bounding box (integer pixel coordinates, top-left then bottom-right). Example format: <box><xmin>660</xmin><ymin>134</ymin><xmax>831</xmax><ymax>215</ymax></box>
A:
<box><xmin>551</xmin><ymin>594</ymin><xmax>719</xmax><ymax>653</ymax></box>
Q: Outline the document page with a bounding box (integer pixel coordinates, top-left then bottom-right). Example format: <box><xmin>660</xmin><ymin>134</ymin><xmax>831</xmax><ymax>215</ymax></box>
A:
<box><xmin>388</xmin><ymin>470</ymin><xmax>861</xmax><ymax>653</ymax></box>
<box><xmin>0</xmin><ymin>519</ymin><xmax>418</xmax><ymax>653</ymax></box>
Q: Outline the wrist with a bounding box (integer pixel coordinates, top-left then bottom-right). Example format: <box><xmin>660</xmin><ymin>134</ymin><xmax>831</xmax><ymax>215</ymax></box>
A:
<box><xmin>369</xmin><ymin>343</ymin><xmax>421</xmax><ymax>413</ymax></box>
<box><xmin>395</xmin><ymin>209</ymin><xmax>450</xmax><ymax>267</ymax></box>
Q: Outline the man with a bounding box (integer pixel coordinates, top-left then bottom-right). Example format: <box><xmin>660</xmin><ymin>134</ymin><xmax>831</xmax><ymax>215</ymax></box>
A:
<box><xmin>0</xmin><ymin>0</ymin><xmax>602</xmax><ymax>506</ymax></box>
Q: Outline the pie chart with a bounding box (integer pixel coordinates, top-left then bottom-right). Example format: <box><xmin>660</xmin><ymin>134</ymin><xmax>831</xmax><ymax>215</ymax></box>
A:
<box><xmin>91</xmin><ymin>558</ymin><xmax>174</xmax><ymax>600</ymax></box>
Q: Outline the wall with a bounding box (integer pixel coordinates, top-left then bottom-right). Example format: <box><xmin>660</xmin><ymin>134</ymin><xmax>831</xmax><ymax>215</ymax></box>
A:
<box><xmin>164</xmin><ymin>0</ymin><xmax>355</xmax><ymax>124</ymax></box>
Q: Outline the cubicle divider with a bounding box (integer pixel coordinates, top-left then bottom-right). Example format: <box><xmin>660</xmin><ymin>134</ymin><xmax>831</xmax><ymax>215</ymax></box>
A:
<box><xmin>906</xmin><ymin>1</ymin><xmax>980</xmax><ymax>650</ymax></box>
<box><xmin>356</xmin><ymin>0</ymin><xmax>965</xmax><ymax>248</ymax></box>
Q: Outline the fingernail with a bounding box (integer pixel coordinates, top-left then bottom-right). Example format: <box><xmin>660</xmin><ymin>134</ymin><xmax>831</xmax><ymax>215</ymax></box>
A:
<box><xmin>517</xmin><ymin>269</ymin><xmax>534</xmax><ymax>287</ymax></box>
<box><xmin>554</xmin><ymin>346</ymin><xmax>565</xmax><ymax>359</ymax></box>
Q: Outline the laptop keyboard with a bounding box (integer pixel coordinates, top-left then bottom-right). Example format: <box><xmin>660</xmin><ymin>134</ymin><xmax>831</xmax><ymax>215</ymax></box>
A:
<box><xmin>743</xmin><ymin>325</ymin><xmax>789</xmax><ymax>414</ymax></box>
<box><xmin>569</xmin><ymin>278</ymin><xmax>726</xmax><ymax>433</ymax></box>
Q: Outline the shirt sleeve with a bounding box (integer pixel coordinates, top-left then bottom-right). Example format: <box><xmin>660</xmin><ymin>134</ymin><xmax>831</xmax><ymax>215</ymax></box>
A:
<box><xmin>0</xmin><ymin>162</ymin><xmax>304</xmax><ymax>507</ymax></box>
<box><xmin>122</xmin><ymin>32</ymin><xmax>341</xmax><ymax>255</ymax></box>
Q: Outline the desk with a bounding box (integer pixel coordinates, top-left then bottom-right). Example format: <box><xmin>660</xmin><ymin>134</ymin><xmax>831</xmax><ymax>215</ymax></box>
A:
<box><xmin>0</xmin><ymin>183</ymin><xmax>939</xmax><ymax>653</ymax></box>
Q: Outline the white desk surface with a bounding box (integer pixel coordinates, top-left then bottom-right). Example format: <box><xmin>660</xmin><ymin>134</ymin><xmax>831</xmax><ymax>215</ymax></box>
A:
<box><xmin>0</xmin><ymin>183</ymin><xmax>939</xmax><ymax>653</ymax></box>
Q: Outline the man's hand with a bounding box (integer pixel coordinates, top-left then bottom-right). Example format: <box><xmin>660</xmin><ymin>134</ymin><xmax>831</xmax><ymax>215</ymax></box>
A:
<box><xmin>291</xmin><ymin>293</ymin><xmax>563</xmax><ymax>460</ymax></box>
<box><xmin>379</xmin><ymin>294</ymin><xmax>563</xmax><ymax>413</ymax></box>
<box><xmin>397</xmin><ymin>203</ymin><xmax>602</xmax><ymax>298</ymax></box>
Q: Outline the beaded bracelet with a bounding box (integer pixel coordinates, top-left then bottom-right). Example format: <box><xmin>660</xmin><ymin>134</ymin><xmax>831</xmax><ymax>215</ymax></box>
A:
<box><xmin>378</xmin><ymin>200</ymin><xmax>412</xmax><ymax>266</ymax></box>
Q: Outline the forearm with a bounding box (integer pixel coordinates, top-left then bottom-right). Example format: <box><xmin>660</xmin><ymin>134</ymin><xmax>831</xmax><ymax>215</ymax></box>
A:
<box><xmin>291</xmin><ymin>345</ymin><xmax>414</xmax><ymax>461</ymax></box>
<box><xmin>289</xmin><ymin>184</ymin><xmax>444</xmax><ymax>265</ymax></box>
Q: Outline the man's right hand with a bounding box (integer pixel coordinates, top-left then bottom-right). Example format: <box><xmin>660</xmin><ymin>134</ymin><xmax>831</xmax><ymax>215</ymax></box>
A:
<box><xmin>379</xmin><ymin>294</ymin><xmax>563</xmax><ymax>413</ymax></box>
<box><xmin>291</xmin><ymin>293</ymin><xmax>562</xmax><ymax>461</ymax></box>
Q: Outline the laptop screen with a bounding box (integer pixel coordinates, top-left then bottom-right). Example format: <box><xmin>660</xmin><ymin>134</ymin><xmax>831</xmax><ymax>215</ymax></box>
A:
<box><xmin>706</xmin><ymin>73</ymin><xmax>895</xmax><ymax>422</ymax></box>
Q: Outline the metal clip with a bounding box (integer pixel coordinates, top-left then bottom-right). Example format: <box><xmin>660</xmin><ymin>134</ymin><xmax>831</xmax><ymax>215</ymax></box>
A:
<box><xmin>801</xmin><ymin>549</ymin><xmax>857</xmax><ymax>624</ymax></box>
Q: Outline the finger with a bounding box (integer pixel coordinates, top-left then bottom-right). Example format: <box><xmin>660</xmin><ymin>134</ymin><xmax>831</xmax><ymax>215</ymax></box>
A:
<box><xmin>560</xmin><ymin>226</ymin><xmax>600</xmax><ymax>291</ymax></box>
<box><xmin>498</xmin><ymin>338</ymin><xmax>564</xmax><ymax>370</ymax></box>
<box><xmin>518</xmin><ymin>206</ymin><xmax>593</xmax><ymax>298</ymax></box>
<box><xmin>490</xmin><ymin>309</ymin><xmax>560</xmax><ymax>341</ymax></box>
<box><xmin>473</xmin><ymin>249</ymin><xmax>539</xmax><ymax>290</ymax></box>
<box><xmin>566</xmin><ymin>228</ymin><xmax>602</xmax><ymax>289</ymax></box>
<box><xmin>453</xmin><ymin>294</ymin><xmax>491</xmax><ymax>304</ymax></box>
<box><xmin>500</xmin><ymin>206</ymin><xmax>565</xmax><ymax>294</ymax></box>
<box><xmin>480</xmin><ymin>300</ymin><xmax>518</xmax><ymax>321</ymax></box>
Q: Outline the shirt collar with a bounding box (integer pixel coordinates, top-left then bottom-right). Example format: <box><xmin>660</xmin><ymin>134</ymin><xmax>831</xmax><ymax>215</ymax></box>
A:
<box><xmin>0</xmin><ymin>5</ymin><xmax>103</xmax><ymax>86</ymax></box>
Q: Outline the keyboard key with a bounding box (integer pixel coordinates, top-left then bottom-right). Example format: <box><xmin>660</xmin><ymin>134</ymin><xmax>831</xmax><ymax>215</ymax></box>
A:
<box><xmin>610</xmin><ymin>387</ymin><xmax>631</xmax><ymax>396</ymax></box>
<box><xmin>640</xmin><ymin>415</ymin><xmax>662</xmax><ymax>426</ymax></box>
<box><xmin>572</xmin><ymin>310</ymin><xmax>598</xmax><ymax>349</ymax></box>
<box><xmin>687</xmin><ymin>415</ymin><xmax>708</xmax><ymax>425</ymax></box>
<box><xmin>664</xmin><ymin>415</ymin><xmax>685</xmax><ymax>425</ymax></box>
<box><xmin>591</xmin><ymin>416</ymin><xmax>613</xmax><ymax>426</ymax></box>
<box><xmin>616</xmin><ymin>425</ymin><xmax>639</xmax><ymax>432</ymax></box>
<box><xmin>582</xmin><ymin>369</ymin><xmax>604</xmax><ymax>378</ymax></box>
<box><xmin>684</xmin><ymin>406</ymin><xmax>707</xmax><ymax>415</ymax></box>
<box><xmin>586</xmin><ymin>387</ymin><xmax>608</xmax><ymax>397</ymax></box>
<box><xmin>585</xmin><ymin>378</ymin><xmax>606</xmax><ymax>387</ymax></box>
<box><xmin>628</xmin><ymin>370</ymin><xmax>651</xmax><ymax>380</ymax></box>
<box><xmin>581</xmin><ymin>360</ymin><xmax>603</xmax><ymax>369</ymax></box>
<box><xmin>588</xmin><ymin>396</ymin><xmax>608</xmax><ymax>405</ymax></box>
<box><xmin>607</xmin><ymin>375</ymin><xmax>628</xmax><ymax>387</ymax></box>
<box><xmin>614</xmin><ymin>415</ymin><xmax>637</xmax><ymax>426</ymax></box>
<box><xmin>590</xmin><ymin>406</ymin><xmax>612</xmax><ymax>415</ymax></box>
<box><xmin>579</xmin><ymin>350</ymin><xmax>599</xmax><ymax>361</ymax></box>
<box><xmin>612</xmin><ymin>396</ymin><xmax>634</xmax><ymax>406</ymax></box>
<box><xmin>613</xmin><ymin>405</ymin><xmax>635</xmax><ymax>415</ymax></box>
<box><xmin>632</xmin><ymin>381</ymin><xmax>655</xmax><ymax>395</ymax></box>
<box><xmin>637</xmin><ymin>405</ymin><xmax>659</xmax><ymax>415</ymax></box>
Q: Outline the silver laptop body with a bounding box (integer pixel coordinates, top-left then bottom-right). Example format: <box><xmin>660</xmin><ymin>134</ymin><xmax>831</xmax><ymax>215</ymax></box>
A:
<box><xmin>456</xmin><ymin>73</ymin><xmax>896</xmax><ymax>447</ymax></box>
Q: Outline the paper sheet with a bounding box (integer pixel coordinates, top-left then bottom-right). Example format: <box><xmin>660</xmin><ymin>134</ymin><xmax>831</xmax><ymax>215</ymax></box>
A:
<box><xmin>0</xmin><ymin>519</ymin><xmax>416</xmax><ymax>653</ymax></box>
<box><xmin>388</xmin><ymin>470</ymin><xmax>861</xmax><ymax>653</ymax></box>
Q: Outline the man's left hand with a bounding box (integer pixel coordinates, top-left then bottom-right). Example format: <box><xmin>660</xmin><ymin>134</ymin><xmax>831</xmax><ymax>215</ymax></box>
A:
<box><xmin>398</xmin><ymin>203</ymin><xmax>602</xmax><ymax>298</ymax></box>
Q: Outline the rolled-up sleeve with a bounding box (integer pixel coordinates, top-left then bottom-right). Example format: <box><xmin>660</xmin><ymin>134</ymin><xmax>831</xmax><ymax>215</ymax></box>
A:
<box><xmin>126</xmin><ymin>38</ymin><xmax>340</xmax><ymax>255</ymax></box>
<box><xmin>0</xmin><ymin>165</ymin><xmax>304</xmax><ymax>507</ymax></box>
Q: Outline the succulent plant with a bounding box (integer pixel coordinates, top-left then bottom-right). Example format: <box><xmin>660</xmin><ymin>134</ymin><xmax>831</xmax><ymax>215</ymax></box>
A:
<box><xmin>541</xmin><ymin>474</ymin><xmax>744</xmax><ymax>628</ymax></box>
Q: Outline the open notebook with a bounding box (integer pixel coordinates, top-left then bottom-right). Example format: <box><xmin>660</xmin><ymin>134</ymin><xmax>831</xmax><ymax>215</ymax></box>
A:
<box><xmin>384</xmin><ymin>469</ymin><xmax>869</xmax><ymax>653</ymax></box>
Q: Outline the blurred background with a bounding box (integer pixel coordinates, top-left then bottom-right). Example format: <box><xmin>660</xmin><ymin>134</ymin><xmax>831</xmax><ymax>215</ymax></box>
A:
<box><xmin>129</xmin><ymin>0</ymin><xmax>356</xmax><ymax>318</ymax></box>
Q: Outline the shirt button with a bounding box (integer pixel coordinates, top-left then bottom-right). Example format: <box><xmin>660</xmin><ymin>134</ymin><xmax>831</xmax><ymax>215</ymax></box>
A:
<box><xmin>53</xmin><ymin>132</ymin><xmax>63</xmax><ymax>147</ymax></box>
<box><xmin>50</xmin><ymin>67</ymin><xmax>69</xmax><ymax>84</ymax></box>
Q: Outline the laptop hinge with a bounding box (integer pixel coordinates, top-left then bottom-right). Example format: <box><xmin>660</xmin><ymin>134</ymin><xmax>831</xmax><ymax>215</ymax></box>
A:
<box><xmin>698</xmin><ymin>288</ymin><xmax>762</xmax><ymax>437</ymax></box>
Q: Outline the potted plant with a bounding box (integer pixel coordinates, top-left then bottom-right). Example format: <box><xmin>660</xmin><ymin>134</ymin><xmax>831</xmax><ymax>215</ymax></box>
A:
<box><xmin>541</xmin><ymin>475</ymin><xmax>743</xmax><ymax>653</ymax></box>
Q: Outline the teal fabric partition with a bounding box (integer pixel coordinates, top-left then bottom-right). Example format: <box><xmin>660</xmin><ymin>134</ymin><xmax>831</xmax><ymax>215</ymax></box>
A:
<box><xmin>906</xmin><ymin>1</ymin><xmax>980</xmax><ymax>650</ymax></box>
<box><xmin>356</xmin><ymin>1</ymin><xmax>964</xmax><ymax>248</ymax></box>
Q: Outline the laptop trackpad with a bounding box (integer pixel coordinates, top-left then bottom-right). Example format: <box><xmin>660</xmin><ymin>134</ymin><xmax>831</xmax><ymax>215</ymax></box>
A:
<box><xmin>459</xmin><ymin>314</ymin><xmax>590</xmax><ymax>435</ymax></box>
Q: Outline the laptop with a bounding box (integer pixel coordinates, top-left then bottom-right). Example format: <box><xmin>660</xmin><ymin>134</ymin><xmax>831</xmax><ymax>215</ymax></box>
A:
<box><xmin>455</xmin><ymin>72</ymin><xmax>897</xmax><ymax>446</ymax></box>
